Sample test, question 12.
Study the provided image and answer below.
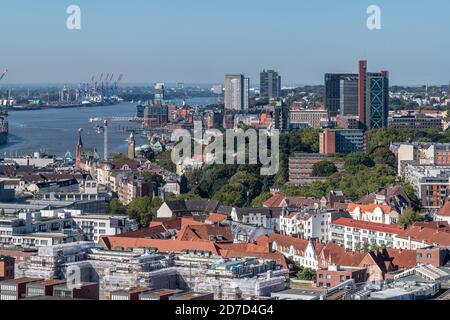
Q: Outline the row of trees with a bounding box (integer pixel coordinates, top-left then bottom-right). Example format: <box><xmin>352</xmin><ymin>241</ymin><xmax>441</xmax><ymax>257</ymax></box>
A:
<box><xmin>107</xmin><ymin>197</ymin><xmax>162</xmax><ymax>228</ymax></box>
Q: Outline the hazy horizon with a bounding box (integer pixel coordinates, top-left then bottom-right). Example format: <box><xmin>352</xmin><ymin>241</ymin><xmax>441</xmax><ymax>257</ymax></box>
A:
<box><xmin>1</xmin><ymin>0</ymin><xmax>450</xmax><ymax>85</ymax></box>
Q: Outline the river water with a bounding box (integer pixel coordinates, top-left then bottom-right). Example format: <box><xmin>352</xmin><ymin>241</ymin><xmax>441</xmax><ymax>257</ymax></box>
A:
<box><xmin>0</xmin><ymin>98</ymin><xmax>217</xmax><ymax>158</ymax></box>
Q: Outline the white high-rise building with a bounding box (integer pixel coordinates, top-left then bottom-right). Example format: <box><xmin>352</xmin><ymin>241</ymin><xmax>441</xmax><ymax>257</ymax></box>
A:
<box><xmin>224</xmin><ymin>74</ymin><xmax>249</xmax><ymax>111</ymax></box>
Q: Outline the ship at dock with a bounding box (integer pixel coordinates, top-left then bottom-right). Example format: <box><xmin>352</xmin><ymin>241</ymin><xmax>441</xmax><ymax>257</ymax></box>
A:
<box><xmin>0</xmin><ymin>111</ymin><xmax>8</xmax><ymax>145</ymax></box>
<box><xmin>0</xmin><ymin>69</ymin><xmax>8</xmax><ymax>145</ymax></box>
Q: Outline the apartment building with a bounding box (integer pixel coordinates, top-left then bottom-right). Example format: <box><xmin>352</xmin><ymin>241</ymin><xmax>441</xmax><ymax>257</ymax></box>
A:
<box><xmin>395</xmin><ymin>222</ymin><xmax>450</xmax><ymax>250</ymax></box>
<box><xmin>347</xmin><ymin>203</ymin><xmax>399</xmax><ymax>225</ymax></box>
<box><xmin>279</xmin><ymin>209</ymin><xmax>349</xmax><ymax>243</ymax></box>
<box><xmin>264</xmin><ymin>233</ymin><xmax>323</xmax><ymax>270</ymax></box>
<box><xmin>0</xmin><ymin>256</ymin><xmax>14</xmax><ymax>281</ymax></box>
<box><xmin>330</xmin><ymin>218</ymin><xmax>405</xmax><ymax>251</ymax></box>
<box><xmin>289</xmin><ymin>109</ymin><xmax>329</xmax><ymax>129</ymax></box>
<box><xmin>388</xmin><ymin>113</ymin><xmax>443</xmax><ymax>131</ymax></box>
<box><xmin>319</xmin><ymin>129</ymin><xmax>367</xmax><ymax>155</ymax></box>
<box><xmin>391</xmin><ymin>142</ymin><xmax>450</xmax><ymax>176</ymax></box>
<box><xmin>288</xmin><ymin>153</ymin><xmax>344</xmax><ymax>184</ymax></box>
<box><xmin>316</xmin><ymin>265</ymin><xmax>367</xmax><ymax>288</ymax></box>
<box><xmin>0</xmin><ymin>210</ymin><xmax>135</xmax><ymax>248</ymax></box>
<box><xmin>0</xmin><ymin>277</ymin><xmax>41</xmax><ymax>300</ymax></box>
<box><xmin>71</xmin><ymin>214</ymin><xmax>134</xmax><ymax>242</ymax></box>
<box><xmin>26</xmin><ymin>279</ymin><xmax>66</xmax><ymax>298</ymax></box>
<box><xmin>52</xmin><ymin>282</ymin><xmax>99</xmax><ymax>300</ymax></box>
<box><xmin>402</xmin><ymin>163</ymin><xmax>450</xmax><ymax>209</ymax></box>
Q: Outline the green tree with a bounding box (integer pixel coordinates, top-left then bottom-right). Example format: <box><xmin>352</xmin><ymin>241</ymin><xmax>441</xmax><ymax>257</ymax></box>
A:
<box><xmin>251</xmin><ymin>192</ymin><xmax>273</xmax><ymax>207</ymax></box>
<box><xmin>400</xmin><ymin>182</ymin><xmax>421</xmax><ymax>211</ymax></box>
<box><xmin>112</xmin><ymin>153</ymin><xmax>131</xmax><ymax>162</ymax></box>
<box><xmin>344</xmin><ymin>152</ymin><xmax>375</xmax><ymax>171</ymax></box>
<box><xmin>155</xmin><ymin>150</ymin><xmax>176</xmax><ymax>172</ymax></box>
<box><xmin>106</xmin><ymin>199</ymin><xmax>127</xmax><ymax>215</ymax></box>
<box><xmin>312</xmin><ymin>161</ymin><xmax>338</xmax><ymax>177</ymax></box>
<box><xmin>127</xmin><ymin>196</ymin><xmax>162</xmax><ymax>227</ymax></box>
<box><xmin>370</xmin><ymin>146</ymin><xmax>396</xmax><ymax>170</ymax></box>
<box><xmin>213</xmin><ymin>185</ymin><xmax>245</xmax><ymax>207</ymax></box>
<box><xmin>296</xmin><ymin>267</ymin><xmax>317</xmax><ymax>281</ymax></box>
<box><xmin>176</xmin><ymin>193</ymin><xmax>203</xmax><ymax>201</ymax></box>
<box><xmin>299</xmin><ymin>128</ymin><xmax>321</xmax><ymax>153</ymax></box>
<box><xmin>362</xmin><ymin>242</ymin><xmax>371</xmax><ymax>253</ymax></box>
<box><xmin>398</xmin><ymin>208</ymin><xmax>424</xmax><ymax>227</ymax></box>
<box><xmin>142</xmin><ymin>173</ymin><xmax>165</xmax><ymax>188</ymax></box>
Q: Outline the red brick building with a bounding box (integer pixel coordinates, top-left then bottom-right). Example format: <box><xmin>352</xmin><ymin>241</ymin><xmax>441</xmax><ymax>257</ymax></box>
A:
<box><xmin>317</xmin><ymin>265</ymin><xmax>367</xmax><ymax>288</ymax></box>
<box><xmin>0</xmin><ymin>256</ymin><xmax>15</xmax><ymax>281</ymax></box>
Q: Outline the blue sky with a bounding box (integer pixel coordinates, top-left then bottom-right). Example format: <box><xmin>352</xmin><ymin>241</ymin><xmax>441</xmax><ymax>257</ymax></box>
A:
<box><xmin>1</xmin><ymin>0</ymin><xmax>449</xmax><ymax>85</ymax></box>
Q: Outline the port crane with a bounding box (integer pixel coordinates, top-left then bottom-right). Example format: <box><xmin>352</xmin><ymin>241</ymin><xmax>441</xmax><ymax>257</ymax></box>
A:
<box><xmin>0</xmin><ymin>69</ymin><xmax>7</xmax><ymax>82</ymax></box>
<box><xmin>89</xmin><ymin>116</ymin><xmax>145</xmax><ymax>161</ymax></box>
<box><xmin>0</xmin><ymin>69</ymin><xmax>9</xmax><ymax>115</ymax></box>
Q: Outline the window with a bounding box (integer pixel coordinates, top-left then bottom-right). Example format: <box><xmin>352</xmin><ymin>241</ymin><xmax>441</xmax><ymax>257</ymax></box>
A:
<box><xmin>426</xmin><ymin>253</ymin><xmax>432</xmax><ymax>259</ymax></box>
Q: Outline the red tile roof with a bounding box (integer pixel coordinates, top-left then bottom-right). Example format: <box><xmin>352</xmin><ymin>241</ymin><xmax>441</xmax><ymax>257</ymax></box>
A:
<box><xmin>99</xmin><ymin>236</ymin><xmax>221</xmax><ymax>255</ymax></box>
<box><xmin>176</xmin><ymin>224</ymin><xmax>233</xmax><ymax>242</ymax></box>
<box><xmin>262</xmin><ymin>233</ymin><xmax>324</xmax><ymax>255</ymax></box>
<box><xmin>437</xmin><ymin>202</ymin><xmax>450</xmax><ymax>217</ymax></box>
<box><xmin>347</xmin><ymin>203</ymin><xmax>394</xmax><ymax>215</ymax></box>
<box><xmin>319</xmin><ymin>242</ymin><xmax>366</xmax><ymax>267</ymax></box>
<box><xmin>385</xmin><ymin>248</ymin><xmax>417</xmax><ymax>269</ymax></box>
<box><xmin>332</xmin><ymin>218</ymin><xmax>405</xmax><ymax>234</ymax></box>
<box><xmin>413</xmin><ymin>221</ymin><xmax>450</xmax><ymax>232</ymax></box>
<box><xmin>263</xmin><ymin>194</ymin><xmax>285</xmax><ymax>207</ymax></box>
<box><xmin>397</xmin><ymin>225</ymin><xmax>450</xmax><ymax>247</ymax></box>
<box><xmin>206</xmin><ymin>213</ymin><xmax>228</xmax><ymax>223</ymax></box>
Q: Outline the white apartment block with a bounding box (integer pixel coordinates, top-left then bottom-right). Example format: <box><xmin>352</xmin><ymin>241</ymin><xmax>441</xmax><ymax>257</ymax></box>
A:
<box><xmin>279</xmin><ymin>210</ymin><xmax>344</xmax><ymax>243</ymax></box>
<box><xmin>330</xmin><ymin>218</ymin><xmax>404</xmax><ymax>251</ymax></box>
<box><xmin>347</xmin><ymin>204</ymin><xmax>399</xmax><ymax>225</ymax></box>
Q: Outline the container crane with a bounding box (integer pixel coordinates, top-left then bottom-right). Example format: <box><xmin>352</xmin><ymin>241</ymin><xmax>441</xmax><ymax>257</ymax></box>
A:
<box><xmin>0</xmin><ymin>69</ymin><xmax>7</xmax><ymax>82</ymax></box>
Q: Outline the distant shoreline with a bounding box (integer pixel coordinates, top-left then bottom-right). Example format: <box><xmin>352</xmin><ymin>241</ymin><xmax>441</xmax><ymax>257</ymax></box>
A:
<box><xmin>8</xmin><ymin>102</ymin><xmax>120</xmax><ymax>112</ymax></box>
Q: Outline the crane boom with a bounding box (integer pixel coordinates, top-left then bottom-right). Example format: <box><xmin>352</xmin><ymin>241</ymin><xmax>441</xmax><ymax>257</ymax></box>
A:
<box><xmin>0</xmin><ymin>69</ymin><xmax>8</xmax><ymax>82</ymax></box>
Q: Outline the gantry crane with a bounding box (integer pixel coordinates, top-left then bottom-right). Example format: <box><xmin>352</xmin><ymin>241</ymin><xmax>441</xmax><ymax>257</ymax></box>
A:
<box><xmin>89</xmin><ymin>116</ymin><xmax>144</xmax><ymax>161</ymax></box>
<box><xmin>0</xmin><ymin>69</ymin><xmax>9</xmax><ymax>115</ymax></box>
<box><xmin>0</xmin><ymin>69</ymin><xmax>7</xmax><ymax>82</ymax></box>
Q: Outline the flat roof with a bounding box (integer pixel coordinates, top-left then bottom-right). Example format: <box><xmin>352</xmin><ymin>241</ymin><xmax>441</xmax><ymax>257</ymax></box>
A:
<box><xmin>142</xmin><ymin>289</ymin><xmax>181</xmax><ymax>297</ymax></box>
<box><xmin>111</xmin><ymin>287</ymin><xmax>151</xmax><ymax>295</ymax></box>
<box><xmin>171</xmin><ymin>292</ymin><xmax>212</xmax><ymax>299</ymax></box>
<box><xmin>0</xmin><ymin>277</ymin><xmax>42</xmax><ymax>285</ymax></box>
<box><xmin>53</xmin><ymin>282</ymin><xmax>98</xmax><ymax>290</ymax></box>
<box><xmin>27</xmin><ymin>279</ymin><xmax>66</xmax><ymax>287</ymax></box>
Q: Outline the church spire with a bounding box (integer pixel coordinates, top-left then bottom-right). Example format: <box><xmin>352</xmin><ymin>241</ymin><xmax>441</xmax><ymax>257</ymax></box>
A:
<box><xmin>77</xmin><ymin>128</ymin><xmax>83</xmax><ymax>147</ymax></box>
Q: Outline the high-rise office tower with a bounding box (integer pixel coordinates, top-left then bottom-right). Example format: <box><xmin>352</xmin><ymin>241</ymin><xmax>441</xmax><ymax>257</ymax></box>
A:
<box><xmin>448</xmin><ymin>81</ymin><xmax>450</xmax><ymax>99</ymax></box>
<box><xmin>358</xmin><ymin>60</ymin><xmax>389</xmax><ymax>130</ymax></box>
<box><xmin>243</xmin><ymin>77</ymin><xmax>250</xmax><ymax>111</ymax></box>
<box><xmin>224</xmin><ymin>74</ymin><xmax>250</xmax><ymax>111</ymax></box>
<box><xmin>260</xmin><ymin>69</ymin><xmax>281</xmax><ymax>98</ymax></box>
<box><xmin>339</xmin><ymin>76</ymin><xmax>359</xmax><ymax>116</ymax></box>
<box><xmin>325</xmin><ymin>73</ymin><xmax>358</xmax><ymax>117</ymax></box>
<box><xmin>154</xmin><ymin>82</ymin><xmax>165</xmax><ymax>105</ymax></box>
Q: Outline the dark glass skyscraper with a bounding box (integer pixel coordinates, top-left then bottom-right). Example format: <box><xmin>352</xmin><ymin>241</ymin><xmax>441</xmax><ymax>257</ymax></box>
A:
<box><xmin>365</xmin><ymin>71</ymin><xmax>389</xmax><ymax>130</ymax></box>
<box><xmin>260</xmin><ymin>70</ymin><xmax>281</xmax><ymax>99</ymax></box>
<box><xmin>325</xmin><ymin>73</ymin><xmax>358</xmax><ymax>117</ymax></box>
<box><xmin>358</xmin><ymin>60</ymin><xmax>389</xmax><ymax>130</ymax></box>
